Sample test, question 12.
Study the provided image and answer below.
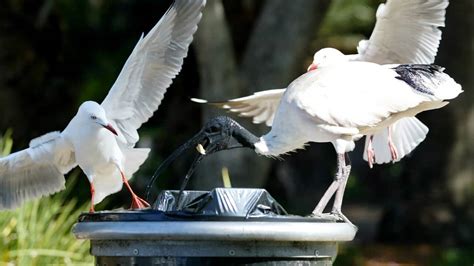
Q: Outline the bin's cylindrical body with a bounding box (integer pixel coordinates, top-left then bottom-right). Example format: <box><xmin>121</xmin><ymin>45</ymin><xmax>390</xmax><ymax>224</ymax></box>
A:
<box><xmin>73</xmin><ymin>220</ymin><xmax>356</xmax><ymax>265</ymax></box>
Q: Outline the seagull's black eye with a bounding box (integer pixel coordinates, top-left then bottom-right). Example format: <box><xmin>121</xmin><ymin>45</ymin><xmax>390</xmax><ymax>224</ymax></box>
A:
<box><xmin>91</xmin><ymin>115</ymin><xmax>97</xmax><ymax>120</ymax></box>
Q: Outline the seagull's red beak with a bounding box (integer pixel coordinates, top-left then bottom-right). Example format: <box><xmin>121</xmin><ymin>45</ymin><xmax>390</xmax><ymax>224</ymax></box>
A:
<box><xmin>102</xmin><ymin>123</ymin><xmax>118</xmax><ymax>136</ymax></box>
<box><xmin>307</xmin><ymin>63</ymin><xmax>318</xmax><ymax>72</ymax></box>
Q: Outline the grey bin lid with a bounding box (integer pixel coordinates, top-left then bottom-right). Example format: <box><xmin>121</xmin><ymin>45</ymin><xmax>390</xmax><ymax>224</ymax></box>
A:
<box><xmin>78</xmin><ymin>188</ymin><xmax>336</xmax><ymax>222</ymax></box>
<box><xmin>74</xmin><ymin>188</ymin><xmax>357</xmax><ymax>245</ymax></box>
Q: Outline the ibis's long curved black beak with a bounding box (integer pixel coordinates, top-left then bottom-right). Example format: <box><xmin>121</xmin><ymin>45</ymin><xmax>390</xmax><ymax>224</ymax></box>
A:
<box><xmin>145</xmin><ymin>116</ymin><xmax>259</xmax><ymax>204</ymax></box>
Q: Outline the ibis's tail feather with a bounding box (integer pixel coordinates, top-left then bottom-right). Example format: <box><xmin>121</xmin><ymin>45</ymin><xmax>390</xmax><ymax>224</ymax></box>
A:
<box><xmin>393</xmin><ymin>64</ymin><xmax>463</xmax><ymax>100</ymax></box>
<box><xmin>363</xmin><ymin>117</ymin><xmax>428</xmax><ymax>165</ymax></box>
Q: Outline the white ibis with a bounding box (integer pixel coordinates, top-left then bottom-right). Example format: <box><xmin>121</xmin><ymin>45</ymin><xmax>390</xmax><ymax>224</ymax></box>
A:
<box><xmin>0</xmin><ymin>0</ymin><xmax>206</xmax><ymax>212</ymax></box>
<box><xmin>196</xmin><ymin>48</ymin><xmax>462</xmax><ymax>222</ymax></box>
<box><xmin>193</xmin><ymin>0</ymin><xmax>450</xmax><ymax>167</ymax></box>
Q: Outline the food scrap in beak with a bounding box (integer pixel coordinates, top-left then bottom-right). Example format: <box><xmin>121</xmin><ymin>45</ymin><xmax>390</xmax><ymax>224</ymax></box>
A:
<box><xmin>196</xmin><ymin>143</ymin><xmax>206</xmax><ymax>155</ymax></box>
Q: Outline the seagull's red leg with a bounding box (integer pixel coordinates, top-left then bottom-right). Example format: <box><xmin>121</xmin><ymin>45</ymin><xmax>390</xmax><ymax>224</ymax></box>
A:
<box><xmin>120</xmin><ymin>171</ymin><xmax>150</xmax><ymax>209</ymax></box>
<box><xmin>89</xmin><ymin>183</ymin><xmax>95</xmax><ymax>213</ymax></box>
<box><xmin>366</xmin><ymin>135</ymin><xmax>375</xmax><ymax>168</ymax></box>
<box><xmin>387</xmin><ymin>126</ymin><xmax>398</xmax><ymax>161</ymax></box>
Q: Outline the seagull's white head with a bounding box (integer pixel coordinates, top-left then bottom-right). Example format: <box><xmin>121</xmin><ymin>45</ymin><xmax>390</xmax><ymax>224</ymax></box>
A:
<box><xmin>307</xmin><ymin>48</ymin><xmax>347</xmax><ymax>72</ymax></box>
<box><xmin>78</xmin><ymin>101</ymin><xmax>118</xmax><ymax>136</ymax></box>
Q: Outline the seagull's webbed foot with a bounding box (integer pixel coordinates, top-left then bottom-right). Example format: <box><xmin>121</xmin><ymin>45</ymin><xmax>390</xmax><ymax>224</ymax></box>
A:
<box><xmin>89</xmin><ymin>182</ymin><xmax>96</xmax><ymax>213</ymax></box>
<box><xmin>120</xmin><ymin>171</ymin><xmax>150</xmax><ymax>210</ymax></box>
<box><xmin>130</xmin><ymin>194</ymin><xmax>150</xmax><ymax>209</ymax></box>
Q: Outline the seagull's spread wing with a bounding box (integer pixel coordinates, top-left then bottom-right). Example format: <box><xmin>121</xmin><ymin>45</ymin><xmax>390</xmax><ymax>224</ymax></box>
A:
<box><xmin>192</xmin><ymin>89</ymin><xmax>286</xmax><ymax>126</ymax></box>
<box><xmin>0</xmin><ymin>132</ymin><xmax>76</xmax><ymax>209</ymax></box>
<box><xmin>351</xmin><ymin>0</ymin><xmax>448</xmax><ymax>64</ymax></box>
<box><xmin>101</xmin><ymin>0</ymin><xmax>205</xmax><ymax>146</ymax></box>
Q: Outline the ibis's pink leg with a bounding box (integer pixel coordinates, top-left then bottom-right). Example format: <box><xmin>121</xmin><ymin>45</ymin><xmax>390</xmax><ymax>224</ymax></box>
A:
<box><xmin>120</xmin><ymin>171</ymin><xmax>150</xmax><ymax>209</ymax></box>
<box><xmin>387</xmin><ymin>127</ymin><xmax>398</xmax><ymax>161</ymax></box>
<box><xmin>89</xmin><ymin>183</ymin><xmax>95</xmax><ymax>213</ymax></box>
<box><xmin>332</xmin><ymin>164</ymin><xmax>351</xmax><ymax>214</ymax></box>
<box><xmin>366</xmin><ymin>135</ymin><xmax>375</xmax><ymax>168</ymax></box>
<box><xmin>312</xmin><ymin>153</ymin><xmax>346</xmax><ymax>215</ymax></box>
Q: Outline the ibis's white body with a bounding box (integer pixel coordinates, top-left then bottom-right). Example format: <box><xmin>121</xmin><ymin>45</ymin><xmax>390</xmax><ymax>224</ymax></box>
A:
<box><xmin>254</xmin><ymin>60</ymin><xmax>462</xmax><ymax>157</ymax></box>
<box><xmin>204</xmin><ymin>0</ymin><xmax>450</xmax><ymax>165</ymax></box>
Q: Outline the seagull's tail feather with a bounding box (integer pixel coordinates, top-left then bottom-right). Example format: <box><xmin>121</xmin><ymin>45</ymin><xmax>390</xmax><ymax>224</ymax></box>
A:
<box><xmin>363</xmin><ymin>117</ymin><xmax>428</xmax><ymax>165</ymax></box>
<box><xmin>92</xmin><ymin>148</ymin><xmax>150</xmax><ymax>205</ymax></box>
<box><xmin>92</xmin><ymin>171</ymin><xmax>123</xmax><ymax>205</ymax></box>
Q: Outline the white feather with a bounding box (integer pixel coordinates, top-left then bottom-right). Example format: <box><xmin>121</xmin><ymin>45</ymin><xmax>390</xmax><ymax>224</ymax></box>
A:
<box><xmin>91</xmin><ymin>148</ymin><xmax>149</xmax><ymax>205</ymax></box>
<box><xmin>102</xmin><ymin>0</ymin><xmax>206</xmax><ymax>146</ymax></box>
<box><xmin>363</xmin><ymin>117</ymin><xmax>429</xmax><ymax>164</ymax></box>
<box><xmin>353</xmin><ymin>0</ymin><xmax>448</xmax><ymax>64</ymax></box>
<box><xmin>0</xmin><ymin>133</ymin><xmax>75</xmax><ymax>209</ymax></box>
<box><xmin>191</xmin><ymin>89</ymin><xmax>285</xmax><ymax>127</ymax></box>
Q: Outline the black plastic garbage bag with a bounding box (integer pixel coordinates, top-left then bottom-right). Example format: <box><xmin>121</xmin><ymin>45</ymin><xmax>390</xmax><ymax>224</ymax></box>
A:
<box><xmin>154</xmin><ymin>188</ymin><xmax>288</xmax><ymax>217</ymax></box>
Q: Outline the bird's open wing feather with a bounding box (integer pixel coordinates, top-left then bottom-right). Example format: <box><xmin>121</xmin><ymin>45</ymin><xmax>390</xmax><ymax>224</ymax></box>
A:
<box><xmin>101</xmin><ymin>0</ymin><xmax>205</xmax><ymax>146</ymax></box>
<box><xmin>0</xmin><ymin>132</ymin><xmax>76</xmax><ymax>209</ymax></box>
<box><xmin>352</xmin><ymin>0</ymin><xmax>448</xmax><ymax>64</ymax></box>
<box><xmin>289</xmin><ymin>63</ymin><xmax>436</xmax><ymax>130</ymax></box>
<box><xmin>192</xmin><ymin>89</ymin><xmax>286</xmax><ymax>127</ymax></box>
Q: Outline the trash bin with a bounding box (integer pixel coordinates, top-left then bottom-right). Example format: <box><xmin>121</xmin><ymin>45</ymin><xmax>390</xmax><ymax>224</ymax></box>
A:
<box><xmin>73</xmin><ymin>188</ymin><xmax>357</xmax><ymax>265</ymax></box>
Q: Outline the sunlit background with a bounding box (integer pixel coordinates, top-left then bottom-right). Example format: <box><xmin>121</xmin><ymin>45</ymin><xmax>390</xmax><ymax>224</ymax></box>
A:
<box><xmin>0</xmin><ymin>0</ymin><xmax>473</xmax><ymax>265</ymax></box>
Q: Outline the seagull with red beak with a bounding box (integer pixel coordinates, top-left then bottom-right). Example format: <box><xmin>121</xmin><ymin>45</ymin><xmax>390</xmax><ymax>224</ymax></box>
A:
<box><xmin>0</xmin><ymin>0</ymin><xmax>206</xmax><ymax>212</ymax></box>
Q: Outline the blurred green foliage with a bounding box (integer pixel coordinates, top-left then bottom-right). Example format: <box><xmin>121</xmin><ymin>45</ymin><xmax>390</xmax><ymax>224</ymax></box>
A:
<box><xmin>0</xmin><ymin>130</ymin><xmax>13</xmax><ymax>157</ymax></box>
<box><xmin>0</xmin><ymin>133</ymin><xmax>92</xmax><ymax>265</ymax></box>
<box><xmin>0</xmin><ymin>176</ymin><xmax>92</xmax><ymax>265</ymax></box>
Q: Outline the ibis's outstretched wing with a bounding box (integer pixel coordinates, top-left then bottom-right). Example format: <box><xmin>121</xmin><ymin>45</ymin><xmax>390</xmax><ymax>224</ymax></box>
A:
<box><xmin>350</xmin><ymin>0</ymin><xmax>448</xmax><ymax>64</ymax></box>
<box><xmin>192</xmin><ymin>89</ymin><xmax>285</xmax><ymax>127</ymax></box>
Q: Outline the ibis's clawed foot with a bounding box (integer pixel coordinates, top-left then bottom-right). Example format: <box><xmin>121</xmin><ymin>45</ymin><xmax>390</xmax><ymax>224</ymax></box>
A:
<box><xmin>330</xmin><ymin>209</ymin><xmax>355</xmax><ymax>227</ymax></box>
<box><xmin>311</xmin><ymin>153</ymin><xmax>353</xmax><ymax>225</ymax></box>
<box><xmin>387</xmin><ymin>127</ymin><xmax>398</xmax><ymax>161</ymax></box>
<box><xmin>366</xmin><ymin>135</ymin><xmax>375</xmax><ymax>168</ymax></box>
<box><xmin>309</xmin><ymin>212</ymin><xmax>340</xmax><ymax>222</ymax></box>
<box><xmin>388</xmin><ymin>140</ymin><xmax>398</xmax><ymax>161</ymax></box>
<box><xmin>310</xmin><ymin>210</ymin><xmax>354</xmax><ymax>227</ymax></box>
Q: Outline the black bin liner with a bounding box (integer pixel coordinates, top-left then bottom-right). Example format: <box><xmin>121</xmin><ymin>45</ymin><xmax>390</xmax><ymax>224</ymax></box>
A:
<box><xmin>78</xmin><ymin>188</ymin><xmax>330</xmax><ymax>223</ymax></box>
<box><xmin>154</xmin><ymin>188</ymin><xmax>288</xmax><ymax>217</ymax></box>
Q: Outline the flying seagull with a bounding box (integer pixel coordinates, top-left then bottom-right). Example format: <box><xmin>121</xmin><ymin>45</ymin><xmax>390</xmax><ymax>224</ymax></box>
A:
<box><xmin>0</xmin><ymin>0</ymin><xmax>206</xmax><ymax>212</ymax></box>
<box><xmin>191</xmin><ymin>48</ymin><xmax>462</xmax><ymax>222</ymax></box>
<box><xmin>193</xmin><ymin>0</ymin><xmax>450</xmax><ymax>167</ymax></box>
